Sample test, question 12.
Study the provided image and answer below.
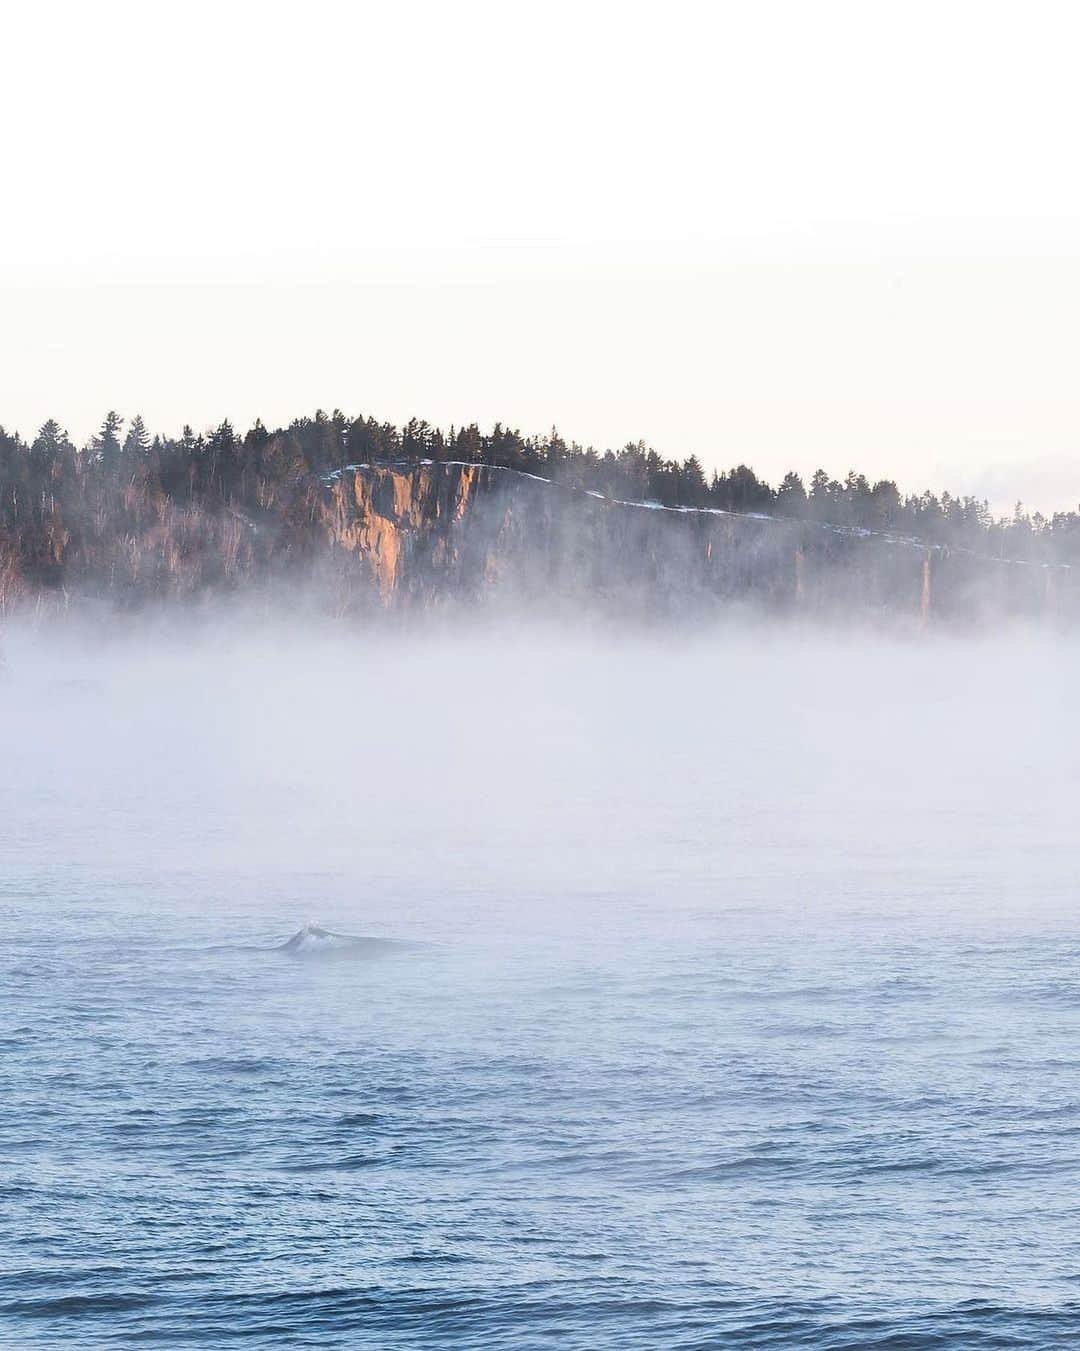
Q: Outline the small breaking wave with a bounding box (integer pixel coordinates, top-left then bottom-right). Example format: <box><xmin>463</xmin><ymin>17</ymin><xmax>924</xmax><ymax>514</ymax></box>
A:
<box><xmin>207</xmin><ymin>923</ymin><xmax>425</xmax><ymax>960</ymax></box>
<box><xmin>276</xmin><ymin>923</ymin><xmax>423</xmax><ymax>959</ymax></box>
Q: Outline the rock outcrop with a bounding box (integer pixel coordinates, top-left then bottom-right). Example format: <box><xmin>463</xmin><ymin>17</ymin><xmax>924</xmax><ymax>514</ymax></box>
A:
<box><xmin>1</xmin><ymin>458</ymin><xmax>1073</xmax><ymax>624</ymax></box>
<box><xmin>313</xmin><ymin>462</ymin><xmax>1074</xmax><ymax>625</ymax></box>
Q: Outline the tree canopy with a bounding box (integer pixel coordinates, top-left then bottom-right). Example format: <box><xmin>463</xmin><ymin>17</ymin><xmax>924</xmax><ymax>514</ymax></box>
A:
<box><xmin>1</xmin><ymin>408</ymin><xmax>1077</xmax><ymax>591</ymax></box>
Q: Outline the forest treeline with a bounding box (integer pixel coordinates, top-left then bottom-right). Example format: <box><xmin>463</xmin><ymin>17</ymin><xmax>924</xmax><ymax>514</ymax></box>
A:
<box><xmin>2</xmin><ymin>410</ymin><xmax>1080</xmax><ymax>588</ymax></box>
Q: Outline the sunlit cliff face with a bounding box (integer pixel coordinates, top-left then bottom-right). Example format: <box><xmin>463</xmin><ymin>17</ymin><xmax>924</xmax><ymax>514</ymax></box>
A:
<box><xmin>320</xmin><ymin>465</ymin><xmax>1078</xmax><ymax>624</ymax></box>
<box><xmin>320</xmin><ymin>463</ymin><xmax>482</xmax><ymax>600</ymax></box>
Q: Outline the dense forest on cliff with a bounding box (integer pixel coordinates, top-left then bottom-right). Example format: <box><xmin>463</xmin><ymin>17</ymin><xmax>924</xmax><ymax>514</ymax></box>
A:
<box><xmin>1</xmin><ymin>408</ymin><xmax>1078</xmax><ymax>608</ymax></box>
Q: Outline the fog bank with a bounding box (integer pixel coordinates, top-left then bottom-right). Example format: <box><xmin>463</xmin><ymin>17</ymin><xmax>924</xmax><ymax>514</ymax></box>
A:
<box><xmin>1</xmin><ymin>617</ymin><xmax>1073</xmax><ymax>948</ymax></box>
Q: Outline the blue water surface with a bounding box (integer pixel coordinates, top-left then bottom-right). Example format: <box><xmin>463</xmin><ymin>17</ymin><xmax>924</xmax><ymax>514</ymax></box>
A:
<box><xmin>4</xmin><ymin>889</ymin><xmax>1080</xmax><ymax>1348</ymax></box>
<box><xmin>2</xmin><ymin>626</ymin><xmax>1078</xmax><ymax>1347</ymax></box>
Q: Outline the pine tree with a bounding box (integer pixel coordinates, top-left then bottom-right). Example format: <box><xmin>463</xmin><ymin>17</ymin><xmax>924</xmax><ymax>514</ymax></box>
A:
<box><xmin>93</xmin><ymin>411</ymin><xmax>124</xmax><ymax>466</ymax></box>
<box><xmin>775</xmin><ymin>471</ymin><xmax>808</xmax><ymax>516</ymax></box>
<box><xmin>123</xmin><ymin>415</ymin><xmax>150</xmax><ymax>456</ymax></box>
<box><xmin>681</xmin><ymin>455</ymin><xmax>708</xmax><ymax>507</ymax></box>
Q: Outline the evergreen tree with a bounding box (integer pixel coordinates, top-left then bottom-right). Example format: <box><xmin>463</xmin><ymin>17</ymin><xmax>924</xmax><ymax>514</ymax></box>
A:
<box><xmin>775</xmin><ymin>471</ymin><xmax>807</xmax><ymax>516</ymax></box>
<box><xmin>92</xmin><ymin>411</ymin><xmax>124</xmax><ymax>466</ymax></box>
<box><xmin>681</xmin><ymin>455</ymin><xmax>708</xmax><ymax>507</ymax></box>
<box><xmin>123</xmin><ymin>415</ymin><xmax>150</xmax><ymax>456</ymax></box>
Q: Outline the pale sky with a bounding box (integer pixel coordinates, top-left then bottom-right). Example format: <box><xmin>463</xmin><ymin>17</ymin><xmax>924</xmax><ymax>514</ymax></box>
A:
<box><xmin>4</xmin><ymin>0</ymin><xmax>1080</xmax><ymax>512</ymax></box>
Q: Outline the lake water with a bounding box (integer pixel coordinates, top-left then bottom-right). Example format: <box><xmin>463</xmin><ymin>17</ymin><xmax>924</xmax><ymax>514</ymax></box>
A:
<box><xmin>2</xmin><ymin>618</ymin><xmax>1079</xmax><ymax>1347</ymax></box>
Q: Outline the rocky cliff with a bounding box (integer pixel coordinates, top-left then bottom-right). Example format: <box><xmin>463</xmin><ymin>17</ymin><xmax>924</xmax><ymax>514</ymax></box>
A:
<box><xmin>1</xmin><ymin>458</ymin><xmax>1072</xmax><ymax>624</ymax></box>
<box><xmin>312</xmin><ymin>461</ymin><xmax>1073</xmax><ymax>625</ymax></box>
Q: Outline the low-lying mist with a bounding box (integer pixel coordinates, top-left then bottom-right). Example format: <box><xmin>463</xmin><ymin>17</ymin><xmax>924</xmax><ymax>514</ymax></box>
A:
<box><xmin>2</xmin><ymin>610</ymin><xmax>1074</xmax><ymax>948</ymax></box>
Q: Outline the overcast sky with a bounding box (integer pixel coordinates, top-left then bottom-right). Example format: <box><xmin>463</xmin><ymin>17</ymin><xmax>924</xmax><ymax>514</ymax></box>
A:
<box><xmin>4</xmin><ymin>0</ymin><xmax>1080</xmax><ymax>512</ymax></box>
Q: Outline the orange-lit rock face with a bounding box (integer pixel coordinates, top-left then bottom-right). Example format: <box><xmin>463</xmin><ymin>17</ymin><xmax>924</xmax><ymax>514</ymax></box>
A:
<box><xmin>324</xmin><ymin>476</ymin><xmax>396</xmax><ymax>598</ymax></box>
<box><xmin>321</xmin><ymin>464</ymin><xmax>486</xmax><ymax>601</ymax></box>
